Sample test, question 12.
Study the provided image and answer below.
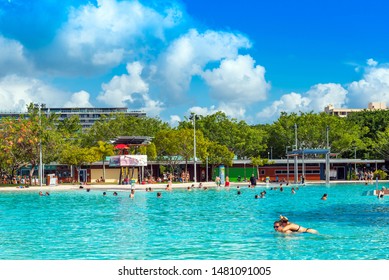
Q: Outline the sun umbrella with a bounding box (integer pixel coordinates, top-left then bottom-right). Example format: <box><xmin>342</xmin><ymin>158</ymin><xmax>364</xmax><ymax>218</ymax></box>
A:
<box><xmin>114</xmin><ymin>144</ymin><xmax>128</xmax><ymax>149</ymax></box>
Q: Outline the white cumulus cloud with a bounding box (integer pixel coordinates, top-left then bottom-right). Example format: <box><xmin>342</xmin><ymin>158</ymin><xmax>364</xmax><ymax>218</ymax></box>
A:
<box><xmin>169</xmin><ymin>115</ymin><xmax>181</xmax><ymax>127</ymax></box>
<box><xmin>306</xmin><ymin>83</ymin><xmax>348</xmax><ymax>111</ymax></box>
<box><xmin>188</xmin><ymin>105</ymin><xmax>219</xmax><ymax>117</ymax></box>
<box><xmin>98</xmin><ymin>62</ymin><xmax>149</xmax><ymax>106</ymax></box>
<box><xmin>188</xmin><ymin>104</ymin><xmax>246</xmax><ymax>120</ymax></box>
<box><xmin>367</xmin><ymin>58</ymin><xmax>378</xmax><ymax>67</ymax></box>
<box><xmin>0</xmin><ymin>36</ymin><xmax>32</xmax><ymax>76</ymax></box>
<box><xmin>202</xmin><ymin>55</ymin><xmax>270</xmax><ymax>104</ymax></box>
<box><xmin>64</xmin><ymin>90</ymin><xmax>93</xmax><ymax>107</ymax></box>
<box><xmin>257</xmin><ymin>83</ymin><xmax>347</xmax><ymax>121</ymax></box>
<box><xmin>53</xmin><ymin>0</ymin><xmax>183</xmax><ymax>70</ymax></box>
<box><xmin>97</xmin><ymin>61</ymin><xmax>164</xmax><ymax>114</ymax></box>
<box><xmin>0</xmin><ymin>75</ymin><xmax>70</xmax><ymax>112</ymax></box>
<box><xmin>348</xmin><ymin>63</ymin><xmax>389</xmax><ymax>107</ymax></box>
<box><xmin>157</xmin><ymin>29</ymin><xmax>251</xmax><ymax>98</ymax></box>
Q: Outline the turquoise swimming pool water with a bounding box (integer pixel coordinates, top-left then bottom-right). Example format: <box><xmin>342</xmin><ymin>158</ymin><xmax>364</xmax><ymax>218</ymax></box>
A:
<box><xmin>0</xmin><ymin>184</ymin><xmax>388</xmax><ymax>260</ymax></box>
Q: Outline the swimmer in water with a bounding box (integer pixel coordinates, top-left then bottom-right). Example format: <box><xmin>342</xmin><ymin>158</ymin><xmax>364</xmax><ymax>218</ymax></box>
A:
<box><xmin>275</xmin><ymin>215</ymin><xmax>318</xmax><ymax>234</ymax></box>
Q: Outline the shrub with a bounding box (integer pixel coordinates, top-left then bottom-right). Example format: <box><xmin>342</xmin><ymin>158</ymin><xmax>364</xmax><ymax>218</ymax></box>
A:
<box><xmin>373</xmin><ymin>170</ymin><xmax>388</xmax><ymax>180</ymax></box>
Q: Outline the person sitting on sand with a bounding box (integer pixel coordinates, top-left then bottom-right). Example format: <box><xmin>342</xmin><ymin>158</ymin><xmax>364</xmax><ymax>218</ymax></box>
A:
<box><xmin>276</xmin><ymin>215</ymin><xmax>318</xmax><ymax>234</ymax></box>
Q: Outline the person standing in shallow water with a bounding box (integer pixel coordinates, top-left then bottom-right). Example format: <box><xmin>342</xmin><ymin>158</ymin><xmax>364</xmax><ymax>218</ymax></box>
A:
<box><xmin>249</xmin><ymin>174</ymin><xmax>257</xmax><ymax>188</ymax></box>
<box><xmin>129</xmin><ymin>189</ymin><xmax>135</xmax><ymax>199</ymax></box>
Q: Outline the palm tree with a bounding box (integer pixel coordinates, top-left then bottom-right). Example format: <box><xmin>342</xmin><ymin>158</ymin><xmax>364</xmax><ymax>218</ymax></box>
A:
<box><xmin>91</xmin><ymin>141</ymin><xmax>115</xmax><ymax>181</ymax></box>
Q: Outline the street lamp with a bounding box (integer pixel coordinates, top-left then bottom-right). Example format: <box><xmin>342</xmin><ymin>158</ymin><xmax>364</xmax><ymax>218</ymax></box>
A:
<box><xmin>294</xmin><ymin>123</ymin><xmax>298</xmax><ymax>184</ymax></box>
<box><xmin>189</xmin><ymin>113</ymin><xmax>199</xmax><ymax>182</ymax></box>
<box><xmin>34</xmin><ymin>103</ymin><xmax>45</xmax><ymax>187</ymax></box>
<box><xmin>354</xmin><ymin>146</ymin><xmax>357</xmax><ymax>175</ymax></box>
<box><xmin>286</xmin><ymin>146</ymin><xmax>291</xmax><ymax>183</ymax></box>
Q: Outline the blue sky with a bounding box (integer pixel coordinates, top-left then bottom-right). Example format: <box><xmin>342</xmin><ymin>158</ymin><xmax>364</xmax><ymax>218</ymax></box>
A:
<box><xmin>1</xmin><ymin>0</ymin><xmax>389</xmax><ymax>125</ymax></box>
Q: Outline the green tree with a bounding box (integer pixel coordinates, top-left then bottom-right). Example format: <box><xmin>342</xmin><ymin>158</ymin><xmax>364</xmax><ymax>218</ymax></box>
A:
<box><xmin>374</xmin><ymin>125</ymin><xmax>389</xmax><ymax>160</ymax></box>
<box><xmin>207</xmin><ymin>141</ymin><xmax>234</xmax><ymax>179</ymax></box>
<box><xmin>60</xmin><ymin>144</ymin><xmax>99</xmax><ymax>182</ymax></box>
<box><xmin>179</xmin><ymin>111</ymin><xmax>266</xmax><ymax>159</ymax></box>
<box><xmin>153</xmin><ymin>129</ymin><xmax>182</xmax><ymax>175</ymax></box>
<box><xmin>251</xmin><ymin>156</ymin><xmax>272</xmax><ymax>179</ymax></box>
<box><xmin>139</xmin><ymin>142</ymin><xmax>157</xmax><ymax>177</ymax></box>
<box><xmin>91</xmin><ymin>141</ymin><xmax>115</xmax><ymax>181</ymax></box>
<box><xmin>266</xmin><ymin>111</ymin><xmax>367</xmax><ymax>159</ymax></box>
<box><xmin>0</xmin><ymin>118</ymin><xmax>30</xmax><ymax>181</ymax></box>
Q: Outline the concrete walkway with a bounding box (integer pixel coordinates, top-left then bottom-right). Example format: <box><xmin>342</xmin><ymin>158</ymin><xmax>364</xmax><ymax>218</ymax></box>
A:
<box><xmin>1</xmin><ymin>179</ymin><xmax>388</xmax><ymax>193</ymax></box>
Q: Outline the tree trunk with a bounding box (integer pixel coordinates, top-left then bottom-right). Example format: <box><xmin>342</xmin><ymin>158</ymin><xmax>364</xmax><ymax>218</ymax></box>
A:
<box><xmin>29</xmin><ymin>164</ymin><xmax>36</xmax><ymax>186</ymax></box>
<box><xmin>102</xmin><ymin>158</ymin><xmax>106</xmax><ymax>180</ymax></box>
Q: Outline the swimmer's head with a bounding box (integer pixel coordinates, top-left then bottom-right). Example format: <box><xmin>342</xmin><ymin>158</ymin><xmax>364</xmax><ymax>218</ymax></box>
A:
<box><xmin>273</xmin><ymin>221</ymin><xmax>282</xmax><ymax>232</ymax></box>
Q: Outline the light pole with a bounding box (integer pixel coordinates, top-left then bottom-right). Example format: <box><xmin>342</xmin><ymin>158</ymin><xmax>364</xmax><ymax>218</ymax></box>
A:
<box><xmin>354</xmin><ymin>146</ymin><xmax>357</xmax><ymax>175</ymax></box>
<box><xmin>270</xmin><ymin>146</ymin><xmax>273</xmax><ymax>160</ymax></box>
<box><xmin>267</xmin><ymin>151</ymin><xmax>270</xmax><ymax>160</ymax></box>
<box><xmin>189</xmin><ymin>113</ymin><xmax>198</xmax><ymax>183</ymax></box>
<box><xmin>294</xmin><ymin>123</ymin><xmax>298</xmax><ymax>184</ymax></box>
<box><xmin>286</xmin><ymin>146</ymin><xmax>291</xmax><ymax>183</ymax></box>
<box><xmin>35</xmin><ymin>103</ymin><xmax>45</xmax><ymax>187</ymax></box>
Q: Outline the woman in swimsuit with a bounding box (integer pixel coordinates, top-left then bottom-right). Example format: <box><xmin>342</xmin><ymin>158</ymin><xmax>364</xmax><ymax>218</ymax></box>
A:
<box><xmin>277</xmin><ymin>215</ymin><xmax>318</xmax><ymax>234</ymax></box>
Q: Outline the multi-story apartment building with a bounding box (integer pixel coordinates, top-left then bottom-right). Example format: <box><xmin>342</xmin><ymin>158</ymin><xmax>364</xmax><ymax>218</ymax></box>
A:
<box><xmin>0</xmin><ymin>106</ymin><xmax>146</xmax><ymax>129</ymax></box>
<box><xmin>324</xmin><ymin>102</ymin><xmax>387</xmax><ymax>117</ymax></box>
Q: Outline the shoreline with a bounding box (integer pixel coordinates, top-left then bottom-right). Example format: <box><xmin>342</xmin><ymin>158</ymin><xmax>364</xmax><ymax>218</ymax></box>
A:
<box><xmin>1</xmin><ymin>180</ymin><xmax>387</xmax><ymax>192</ymax></box>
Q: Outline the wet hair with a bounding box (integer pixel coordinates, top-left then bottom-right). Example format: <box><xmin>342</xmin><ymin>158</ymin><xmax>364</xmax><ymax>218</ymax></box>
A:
<box><xmin>255</xmin><ymin>194</ymin><xmax>259</xmax><ymax>199</ymax></box>
<box><xmin>279</xmin><ymin>215</ymin><xmax>289</xmax><ymax>224</ymax></box>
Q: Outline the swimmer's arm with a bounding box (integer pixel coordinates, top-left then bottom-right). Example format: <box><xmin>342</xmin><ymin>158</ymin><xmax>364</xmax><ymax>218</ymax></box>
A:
<box><xmin>281</xmin><ymin>225</ymin><xmax>292</xmax><ymax>232</ymax></box>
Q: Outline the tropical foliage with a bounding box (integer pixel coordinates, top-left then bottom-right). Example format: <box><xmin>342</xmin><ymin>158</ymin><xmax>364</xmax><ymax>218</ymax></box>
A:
<box><xmin>1</xmin><ymin>102</ymin><xmax>389</xmax><ymax>184</ymax></box>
